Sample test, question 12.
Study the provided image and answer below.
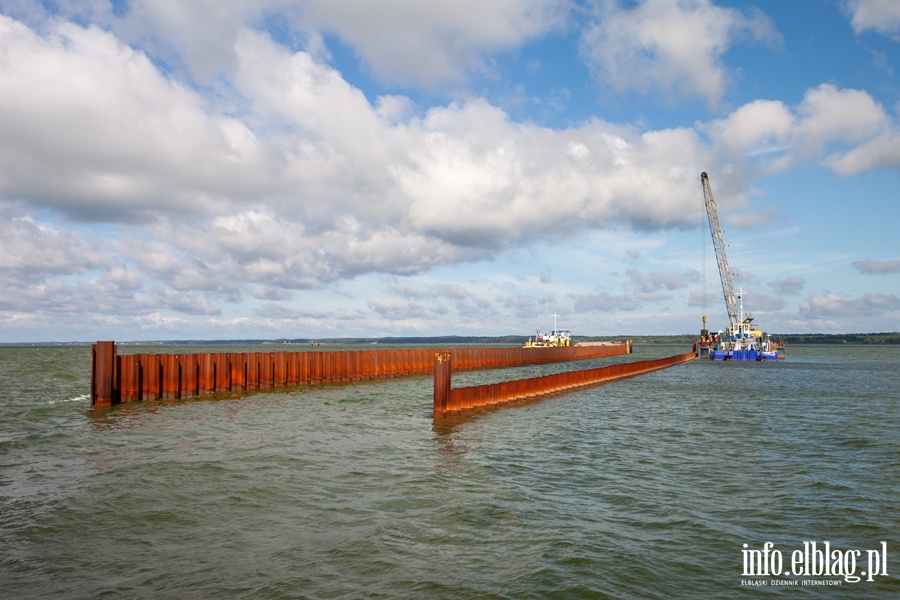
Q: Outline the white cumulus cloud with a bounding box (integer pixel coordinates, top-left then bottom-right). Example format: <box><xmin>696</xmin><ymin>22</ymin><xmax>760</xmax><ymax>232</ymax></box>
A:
<box><xmin>579</xmin><ymin>0</ymin><xmax>780</xmax><ymax>104</ymax></box>
<box><xmin>845</xmin><ymin>0</ymin><xmax>900</xmax><ymax>39</ymax></box>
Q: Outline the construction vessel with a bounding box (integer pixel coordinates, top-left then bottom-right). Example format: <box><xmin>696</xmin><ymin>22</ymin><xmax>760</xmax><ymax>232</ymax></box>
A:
<box><xmin>524</xmin><ymin>313</ymin><xmax>572</xmax><ymax>347</ymax></box>
<box><xmin>698</xmin><ymin>172</ymin><xmax>784</xmax><ymax>361</ymax></box>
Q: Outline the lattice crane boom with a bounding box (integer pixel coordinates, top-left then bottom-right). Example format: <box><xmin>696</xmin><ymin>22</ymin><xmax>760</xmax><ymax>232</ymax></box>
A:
<box><xmin>700</xmin><ymin>172</ymin><xmax>738</xmax><ymax>323</ymax></box>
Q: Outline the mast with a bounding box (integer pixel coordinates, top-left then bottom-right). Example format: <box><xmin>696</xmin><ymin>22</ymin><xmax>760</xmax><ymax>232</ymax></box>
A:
<box><xmin>700</xmin><ymin>172</ymin><xmax>738</xmax><ymax>323</ymax></box>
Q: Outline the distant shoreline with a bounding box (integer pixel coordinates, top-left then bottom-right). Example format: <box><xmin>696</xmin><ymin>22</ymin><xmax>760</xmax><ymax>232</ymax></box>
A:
<box><xmin>2</xmin><ymin>332</ymin><xmax>898</xmax><ymax>347</ymax></box>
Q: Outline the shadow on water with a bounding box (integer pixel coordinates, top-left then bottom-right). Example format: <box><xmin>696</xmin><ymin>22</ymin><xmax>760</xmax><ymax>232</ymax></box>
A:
<box><xmin>431</xmin><ymin>385</ymin><xmax>594</xmax><ymax>435</ymax></box>
<box><xmin>82</xmin><ymin>374</ymin><xmax>422</xmax><ymax>430</ymax></box>
<box><xmin>83</xmin><ymin>389</ymin><xmax>257</xmax><ymax>431</ymax></box>
<box><xmin>428</xmin><ymin>382</ymin><xmax>625</xmax><ymax>475</ymax></box>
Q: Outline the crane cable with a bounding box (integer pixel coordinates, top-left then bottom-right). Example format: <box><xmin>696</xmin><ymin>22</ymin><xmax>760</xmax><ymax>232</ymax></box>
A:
<box><xmin>701</xmin><ymin>187</ymin><xmax>706</xmax><ymax>325</ymax></box>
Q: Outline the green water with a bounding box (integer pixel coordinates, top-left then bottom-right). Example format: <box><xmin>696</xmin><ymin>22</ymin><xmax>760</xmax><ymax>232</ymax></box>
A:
<box><xmin>1</xmin><ymin>345</ymin><xmax>898</xmax><ymax>598</ymax></box>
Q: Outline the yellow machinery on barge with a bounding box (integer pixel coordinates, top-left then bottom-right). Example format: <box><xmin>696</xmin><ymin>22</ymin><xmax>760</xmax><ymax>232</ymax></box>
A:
<box><xmin>524</xmin><ymin>313</ymin><xmax>572</xmax><ymax>347</ymax></box>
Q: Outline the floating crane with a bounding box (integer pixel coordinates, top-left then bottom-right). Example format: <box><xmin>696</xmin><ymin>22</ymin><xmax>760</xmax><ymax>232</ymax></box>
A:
<box><xmin>701</xmin><ymin>172</ymin><xmax>739</xmax><ymax>324</ymax></box>
<box><xmin>699</xmin><ymin>172</ymin><xmax>781</xmax><ymax>361</ymax></box>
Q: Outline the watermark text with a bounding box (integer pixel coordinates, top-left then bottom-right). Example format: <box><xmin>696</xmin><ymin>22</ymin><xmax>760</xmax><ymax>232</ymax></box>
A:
<box><xmin>741</xmin><ymin>541</ymin><xmax>889</xmax><ymax>583</ymax></box>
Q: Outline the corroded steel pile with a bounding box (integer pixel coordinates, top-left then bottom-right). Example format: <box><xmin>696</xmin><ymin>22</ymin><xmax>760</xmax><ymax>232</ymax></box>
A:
<box><xmin>90</xmin><ymin>341</ymin><xmax>631</xmax><ymax>406</ymax></box>
<box><xmin>433</xmin><ymin>350</ymin><xmax>697</xmax><ymax>418</ymax></box>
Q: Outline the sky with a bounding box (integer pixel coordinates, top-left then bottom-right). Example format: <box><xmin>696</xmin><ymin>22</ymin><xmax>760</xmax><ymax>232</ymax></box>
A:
<box><xmin>1</xmin><ymin>0</ymin><xmax>899</xmax><ymax>343</ymax></box>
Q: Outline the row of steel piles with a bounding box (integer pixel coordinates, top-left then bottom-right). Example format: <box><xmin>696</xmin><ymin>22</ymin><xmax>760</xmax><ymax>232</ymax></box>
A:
<box><xmin>433</xmin><ymin>350</ymin><xmax>697</xmax><ymax>418</ymax></box>
<box><xmin>95</xmin><ymin>344</ymin><xmax>444</xmax><ymax>405</ymax></box>
<box><xmin>450</xmin><ymin>344</ymin><xmax>628</xmax><ymax>370</ymax></box>
<box><xmin>91</xmin><ymin>341</ymin><xmax>632</xmax><ymax>406</ymax></box>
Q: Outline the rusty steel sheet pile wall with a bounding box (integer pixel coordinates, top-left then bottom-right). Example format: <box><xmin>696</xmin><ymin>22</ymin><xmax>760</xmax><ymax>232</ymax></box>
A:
<box><xmin>433</xmin><ymin>350</ymin><xmax>696</xmax><ymax>418</ymax></box>
<box><xmin>90</xmin><ymin>341</ymin><xmax>630</xmax><ymax>406</ymax></box>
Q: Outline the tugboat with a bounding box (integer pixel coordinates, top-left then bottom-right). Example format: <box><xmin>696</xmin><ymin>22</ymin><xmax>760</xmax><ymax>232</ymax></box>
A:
<box><xmin>702</xmin><ymin>291</ymin><xmax>780</xmax><ymax>361</ymax></box>
<box><xmin>699</xmin><ymin>172</ymin><xmax>785</xmax><ymax>361</ymax></box>
<box><xmin>524</xmin><ymin>313</ymin><xmax>572</xmax><ymax>347</ymax></box>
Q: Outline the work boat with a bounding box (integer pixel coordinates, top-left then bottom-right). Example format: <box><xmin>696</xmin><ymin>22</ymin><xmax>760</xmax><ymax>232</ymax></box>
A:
<box><xmin>524</xmin><ymin>328</ymin><xmax>572</xmax><ymax>348</ymax></box>
<box><xmin>524</xmin><ymin>313</ymin><xmax>572</xmax><ymax>348</ymax></box>
<box><xmin>705</xmin><ymin>292</ymin><xmax>780</xmax><ymax>361</ymax></box>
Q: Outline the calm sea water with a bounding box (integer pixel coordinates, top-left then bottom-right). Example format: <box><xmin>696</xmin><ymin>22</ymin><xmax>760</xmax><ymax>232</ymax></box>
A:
<box><xmin>1</xmin><ymin>344</ymin><xmax>898</xmax><ymax>599</ymax></box>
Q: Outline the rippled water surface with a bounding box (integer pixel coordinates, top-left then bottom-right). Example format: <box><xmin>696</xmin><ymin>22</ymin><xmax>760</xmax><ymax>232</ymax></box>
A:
<box><xmin>1</xmin><ymin>344</ymin><xmax>898</xmax><ymax>598</ymax></box>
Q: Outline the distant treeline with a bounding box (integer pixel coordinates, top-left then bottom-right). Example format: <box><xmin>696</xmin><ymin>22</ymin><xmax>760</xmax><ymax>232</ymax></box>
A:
<box><xmin>5</xmin><ymin>332</ymin><xmax>899</xmax><ymax>347</ymax></box>
<box><xmin>355</xmin><ymin>333</ymin><xmax>900</xmax><ymax>345</ymax></box>
<box><xmin>604</xmin><ymin>333</ymin><xmax>900</xmax><ymax>345</ymax></box>
<box><xmin>773</xmin><ymin>332</ymin><xmax>900</xmax><ymax>345</ymax></box>
<box><xmin>154</xmin><ymin>335</ymin><xmax>532</xmax><ymax>346</ymax></box>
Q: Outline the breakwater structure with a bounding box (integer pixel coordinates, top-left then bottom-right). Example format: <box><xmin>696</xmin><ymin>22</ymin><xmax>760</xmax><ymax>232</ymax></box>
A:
<box><xmin>89</xmin><ymin>341</ymin><xmax>633</xmax><ymax>407</ymax></box>
<box><xmin>433</xmin><ymin>346</ymin><xmax>698</xmax><ymax>418</ymax></box>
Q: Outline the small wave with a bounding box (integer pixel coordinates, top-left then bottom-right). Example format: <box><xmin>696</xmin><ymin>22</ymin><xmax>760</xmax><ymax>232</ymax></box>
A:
<box><xmin>49</xmin><ymin>394</ymin><xmax>90</xmax><ymax>405</ymax></box>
